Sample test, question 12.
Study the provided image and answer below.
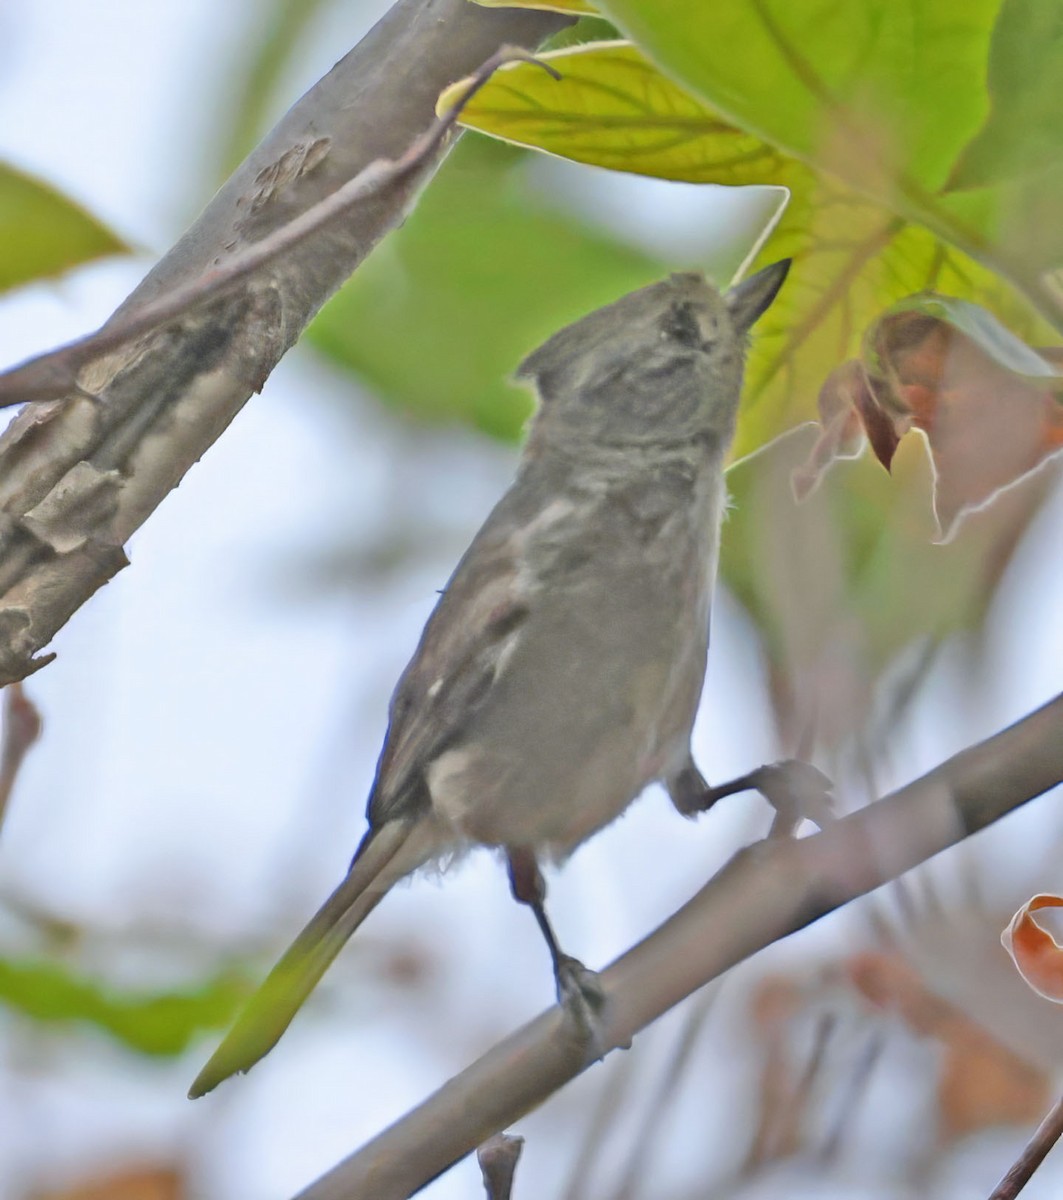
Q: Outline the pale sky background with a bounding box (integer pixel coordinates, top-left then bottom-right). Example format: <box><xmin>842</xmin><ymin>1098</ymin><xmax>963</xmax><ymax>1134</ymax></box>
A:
<box><xmin>0</xmin><ymin>3</ymin><xmax>1061</xmax><ymax>1199</ymax></box>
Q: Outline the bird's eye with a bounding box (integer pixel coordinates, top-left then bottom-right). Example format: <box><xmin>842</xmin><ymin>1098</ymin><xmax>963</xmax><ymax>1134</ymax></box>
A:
<box><xmin>660</xmin><ymin>301</ymin><xmax>712</xmax><ymax>349</ymax></box>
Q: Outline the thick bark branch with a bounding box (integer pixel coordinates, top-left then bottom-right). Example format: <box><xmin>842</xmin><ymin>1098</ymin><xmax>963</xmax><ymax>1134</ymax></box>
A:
<box><xmin>0</xmin><ymin>1</ymin><xmax>569</xmax><ymax>684</ymax></box>
<box><xmin>294</xmin><ymin>691</ymin><xmax>1063</xmax><ymax>1200</ymax></box>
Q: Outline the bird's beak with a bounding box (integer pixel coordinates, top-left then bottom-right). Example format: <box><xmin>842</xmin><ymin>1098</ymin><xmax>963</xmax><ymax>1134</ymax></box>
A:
<box><xmin>726</xmin><ymin>259</ymin><xmax>791</xmax><ymax>333</ymax></box>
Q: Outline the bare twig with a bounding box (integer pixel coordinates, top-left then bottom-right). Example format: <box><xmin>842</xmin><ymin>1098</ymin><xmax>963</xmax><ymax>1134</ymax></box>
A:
<box><xmin>816</xmin><ymin>1029</ymin><xmax>883</xmax><ymax>1163</ymax></box>
<box><xmin>477</xmin><ymin>1133</ymin><xmax>524</xmax><ymax>1200</ymax></box>
<box><xmin>987</xmin><ymin>1093</ymin><xmax>1063</xmax><ymax>1200</ymax></box>
<box><xmin>0</xmin><ymin>48</ymin><xmax>557</xmax><ymax>410</ymax></box>
<box><xmin>0</xmin><ymin>683</ymin><xmax>42</xmax><ymax>832</ymax></box>
<box><xmin>293</xmin><ymin>691</ymin><xmax>1063</xmax><ymax>1200</ymax></box>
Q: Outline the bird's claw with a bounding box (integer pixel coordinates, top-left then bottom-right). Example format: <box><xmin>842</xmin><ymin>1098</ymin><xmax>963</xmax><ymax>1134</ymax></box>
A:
<box><xmin>555</xmin><ymin>954</ymin><xmax>609</xmax><ymax>1060</ymax></box>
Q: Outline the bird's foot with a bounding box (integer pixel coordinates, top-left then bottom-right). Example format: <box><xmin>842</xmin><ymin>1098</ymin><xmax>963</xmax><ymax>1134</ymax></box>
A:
<box><xmin>671</xmin><ymin>758</ymin><xmax>835</xmax><ymax>835</ymax></box>
<box><xmin>555</xmin><ymin>953</ymin><xmax>609</xmax><ymax>1060</ymax></box>
<box><xmin>749</xmin><ymin>760</ymin><xmax>835</xmax><ymax>835</ymax></box>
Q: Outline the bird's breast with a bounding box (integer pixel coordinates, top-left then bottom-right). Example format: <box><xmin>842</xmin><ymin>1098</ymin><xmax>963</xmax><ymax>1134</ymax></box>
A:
<box><xmin>424</xmin><ymin>461</ymin><xmax>725</xmax><ymax>857</ymax></box>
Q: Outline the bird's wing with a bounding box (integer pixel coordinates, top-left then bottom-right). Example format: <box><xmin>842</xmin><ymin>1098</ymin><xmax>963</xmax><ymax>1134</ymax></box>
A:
<box><xmin>365</xmin><ymin>506</ymin><xmax>532</xmax><ymax>829</ymax></box>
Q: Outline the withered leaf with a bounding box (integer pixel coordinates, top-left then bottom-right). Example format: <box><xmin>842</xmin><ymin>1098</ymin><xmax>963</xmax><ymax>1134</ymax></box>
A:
<box><xmin>793</xmin><ymin>295</ymin><xmax>1063</xmax><ymax>540</ymax></box>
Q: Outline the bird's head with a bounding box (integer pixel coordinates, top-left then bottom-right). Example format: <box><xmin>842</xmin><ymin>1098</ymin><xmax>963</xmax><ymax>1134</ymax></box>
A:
<box><xmin>518</xmin><ymin>260</ymin><xmax>790</xmax><ymax>453</ymax></box>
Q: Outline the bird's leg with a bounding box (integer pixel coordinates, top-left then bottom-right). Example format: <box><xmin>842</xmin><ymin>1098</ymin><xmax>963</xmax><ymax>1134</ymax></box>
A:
<box><xmin>668</xmin><ymin>758</ymin><xmax>835</xmax><ymax>836</ymax></box>
<box><xmin>506</xmin><ymin>847</ymin><xmax>607</xmax><ymax>1052</ymax></box>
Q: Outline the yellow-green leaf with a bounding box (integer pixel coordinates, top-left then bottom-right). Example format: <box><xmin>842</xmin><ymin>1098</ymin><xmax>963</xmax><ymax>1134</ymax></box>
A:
<box><xmin>598</xmin><ymin>0</ymin><xmax>1063</xmax><ymax>280</ymax></box>
<box><xmin>737</xmin><ymin>176</ymin><xmax>1055</xmax><ymax>459</ymax></box>
<box><xmin>0</xmin><ymin>163</ymin><xmax>127</xmax><ymax>293</ymax></box>
<box><xmin>438</xmin><ymin>42</ymin><xmax>799</xmax><ymax>186</ymax></box>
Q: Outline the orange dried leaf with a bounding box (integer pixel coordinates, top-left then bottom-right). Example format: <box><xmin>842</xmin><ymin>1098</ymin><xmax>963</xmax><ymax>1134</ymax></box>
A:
<box><xmin>793</xmin><ymin>295</ymin><xmax>1063</xmax><ymax>540</ymax></box>
<box><xmin>1002</xmin><ymin>894</ymin><xmax>1063</xmax><ymax>1003</ymax></box>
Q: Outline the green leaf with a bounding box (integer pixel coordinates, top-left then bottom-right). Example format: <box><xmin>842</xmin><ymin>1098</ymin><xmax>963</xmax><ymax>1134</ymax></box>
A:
<box><xmin>598</xmin><ymin>0</ymin><xmax>999</xmax><ymax>196</ymax></box>
<box><xmin>947</xmin><ymin>0</ymin><xmax>1063</xmax><ymax>190</ymax></box>
<box><xmin>438</xmin><ymin>42</ymin><xmax>800</xmax><ymax>187</ymax></box>
<box><xmin>594</xmin><ymin>0</ymin><xmax>1063</xmax><ymax>281</ymax></box>
<box><xmin>307</xmin><ymin>137</ymin><xmax>664</xmax><ymax>441</ymax></box>
<box><xmin>439</xmin><ymin>45</ymin><xmax>1056</xmax><ymax>459</ymax></box>
<box><xmin>0</xmin><ymin>955</ymin><xmax>247</xmax><ymax>1056</ymax></box>
<box><xmin>0</xmin><ymin>164</ymin><xmax>127</xmax><ymax>293</ymax></box>
<box><xmin>543</xmin><ymin>15</ymin><xmax>622</xmax><ymax>49</ymax></box>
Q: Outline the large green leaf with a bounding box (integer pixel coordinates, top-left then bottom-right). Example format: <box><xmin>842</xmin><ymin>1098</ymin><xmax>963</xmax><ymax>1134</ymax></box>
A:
<box><xmin>439</xmin><ymin>45</ymin><xmax>1054</xmax><ymax>458</ymax></box>
<box><xmin>0</xmin><ymin>164</ymin><xmax>127</xmax><ymax>293</ymax></box>
<box><xmin>307</xmin><ymin>136</ymin><xmax>664</xmax><ymax>441</ymax></box>
<box><xmin>597</xmin><ymin>0</ymin><xmax>998</xmax><ymax>199</ymax></box>
<box><xmin>596</xmin><ymin>0</ymin><xmax>1063</xmax><ymax>283</ymax></box>
<box><xmin>0</xmin><ymin>955</ymin><xmax>246</xmax><ymax>1056</ymax></box>
<box><xmin>947</xmin><ymin>0</ymin><xmax>1063</xmax><ymax>190</ymax></box>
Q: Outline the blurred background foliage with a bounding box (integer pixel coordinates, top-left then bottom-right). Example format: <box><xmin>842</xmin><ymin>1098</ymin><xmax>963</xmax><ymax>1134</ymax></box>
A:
<box><xmin>307</xmin><ymin>136</ymin><xmax>664</xmax><ymax>441</ymax></box>
<box><xmin>0</xmin><ymin>1</ymin><xmax>1061</xmax><ymax>1198</ymax></box>
<box><xmin>0</xmin><ymin>163</ymin><xmax>127</xmax><ymax>294</ymax></box>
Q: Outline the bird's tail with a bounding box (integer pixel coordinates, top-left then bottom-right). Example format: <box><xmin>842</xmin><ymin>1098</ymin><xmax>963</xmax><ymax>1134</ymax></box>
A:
<box><xmin>189</xmin><ymin>819</ymin><xmax>431</xmax><ymax>1098</ymax></box>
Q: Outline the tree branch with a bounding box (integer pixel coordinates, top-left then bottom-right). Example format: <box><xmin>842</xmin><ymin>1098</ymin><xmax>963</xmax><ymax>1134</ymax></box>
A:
<box><xmin>294</xmin><ymin>691</ymin><xmax>1063</xmax><ymax>1200</ymax></box>
<box><xmin>0</xmin><ymin>1</ymin><xmax>570</xmax><ymax>685</ymax></box>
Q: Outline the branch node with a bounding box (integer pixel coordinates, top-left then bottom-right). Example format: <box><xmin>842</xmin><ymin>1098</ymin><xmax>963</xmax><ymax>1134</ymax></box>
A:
<box><xmin>477</xmin><ymin>1133</ymin><xmax>524</xmax><ymax>1200</ymax></box>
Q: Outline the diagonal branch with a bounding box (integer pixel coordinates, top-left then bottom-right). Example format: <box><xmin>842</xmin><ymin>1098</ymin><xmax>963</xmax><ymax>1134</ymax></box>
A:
<box><xmin>0</xmin><ymin>0</ymin><xmax>570</xmax><ymax>686</ymax></box>
<box><xmin>294</xmin><ymin>691</ymin><xmax>1063</xmax><ymax>1200</ymax></box>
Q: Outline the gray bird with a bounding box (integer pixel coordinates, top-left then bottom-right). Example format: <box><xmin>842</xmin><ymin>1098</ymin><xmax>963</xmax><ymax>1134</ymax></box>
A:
<box><xmin>190</xmin><ymin>259</ymin><xmax>791</xmax><ymax>1098</ymax></box>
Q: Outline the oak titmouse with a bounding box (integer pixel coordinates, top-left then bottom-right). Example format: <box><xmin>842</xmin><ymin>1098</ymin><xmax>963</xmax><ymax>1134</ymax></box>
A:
<box><xmin>190</xmin><ymin>259</ymin><xmax>791</xmax><ymax>1097</ymax></box>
